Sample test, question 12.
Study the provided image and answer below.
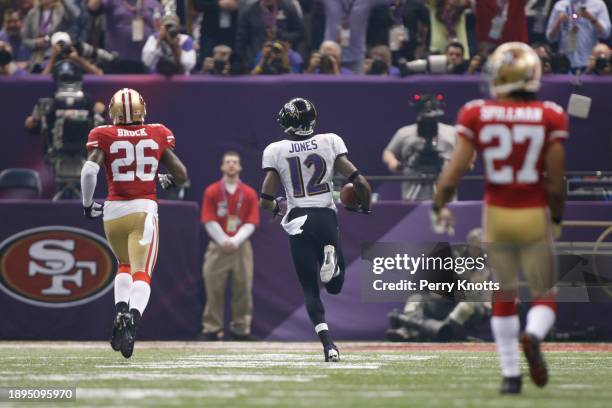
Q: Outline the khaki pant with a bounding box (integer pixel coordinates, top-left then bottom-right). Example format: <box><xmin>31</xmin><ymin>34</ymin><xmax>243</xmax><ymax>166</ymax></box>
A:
<box><xmin>484</xmin><ymin>205</ymin><xmax>556</xmax><ymax>297</ymax></box>
<box><xmin>104</xmin><ymin>212</ymin><xmax>159</xmax><ymax>276</ymax></box>
<box><xmin>201</xmin><ymin>240</ymin><xmax>253</xmax><ymax>336</ymax></box>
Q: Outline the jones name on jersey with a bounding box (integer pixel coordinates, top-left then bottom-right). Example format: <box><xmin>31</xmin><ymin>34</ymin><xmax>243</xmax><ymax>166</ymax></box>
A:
<box><xmin>262</xmin><ymin>133</ymin><xmax>348</xmax><ymax>212</ymax></box>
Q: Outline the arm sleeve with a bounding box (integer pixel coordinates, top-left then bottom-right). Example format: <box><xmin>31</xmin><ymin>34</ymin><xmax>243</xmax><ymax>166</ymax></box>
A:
<box><xmin>544</xmin><ymin>102</ymin><xmax>569</xmax><ymax>145</ymax></box>
<box><xmin>228</xmin><ymin>223</ymin><xmax>256</xmax><ymax>246</ymax></box>
<box><xmin>546</xmin><ymin>4</ymin><xmax>561</xmax><ymax>43</ymax></box>
<box><xmin>331</xmin><ymin>133</ymin><xmax>348</xmax><ymax>158</ymax></box>
<box><xmin>180</xmin><ymin>36</ymin><xmax>197</xmax><ymax>72</ymax></box>
<box><xmin>80</xmin><ymin>161</ymin><xmax>100</xmax><ymax>207</ymax></box>
<box><xmin>455</xmin><ymin>103</ymin><xmax>479</xmax><ymax>146</ymax></box>
<box><xmin>201</xmin><ymin>187</ymin><xmax>218</xmax><ymax>223</ymax></box>
<box><xmin>205</xmin><ymin>221</ymin><xmax>229</xmax><ymax>245</ymax></box>
<box><xmin>596</xmin><ymin>2</ymin><xmax>611</xmax><ymax>39</ymax></box>
<box><xmin>141</xmin><ymin>35</ymin><xmax>162</xmax><ymax>69</ymax></box>
<box><xmin>262</xmin><ymin>145</ymin><xmax>277</xmax><ymax>171</ymax></box>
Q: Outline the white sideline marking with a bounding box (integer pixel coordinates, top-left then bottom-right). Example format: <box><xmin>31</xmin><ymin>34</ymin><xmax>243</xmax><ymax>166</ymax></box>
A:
<box><xmin>20</xmin><ymin>373</ymin><xmax>327</xmax><ymax>383</ymax></box>
<box><xmin>77</xmin><ymin>388</ymin><xmax>241</xmax><ymax>399</ymax></box>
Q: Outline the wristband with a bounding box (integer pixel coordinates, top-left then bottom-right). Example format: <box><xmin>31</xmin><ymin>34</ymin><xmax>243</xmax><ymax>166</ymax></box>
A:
<box><xmin>260</xmin><ymin>193</ymin><xmax>275</xmax><ymax>201</ymax></box>
<box><xmin>347</xmin><ymin>171</ymin><xmax>360</xmax><ymax>183</ymax></box>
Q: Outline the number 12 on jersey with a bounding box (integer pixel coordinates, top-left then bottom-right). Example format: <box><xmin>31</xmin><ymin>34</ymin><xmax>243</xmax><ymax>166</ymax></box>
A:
<box><xmin>286</xmin><ymin>153</ymin><xmax>331</xmax><ymax>197</ymax></box>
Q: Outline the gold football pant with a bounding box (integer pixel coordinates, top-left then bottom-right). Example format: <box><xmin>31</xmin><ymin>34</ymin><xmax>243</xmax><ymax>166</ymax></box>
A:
<box><xmin>484</xmin><ymin>205</ymin><xmax>556</xmax><ymax>298</ymax></box>
<box><xmin>103</xmin><ymin>212</ymin><xmax>159</xmax><ymax>281</ymax></box>
<box><xmin>201</xmin><ymin>240</ymin><xmax>254</xmax><ymax>336</ymax></box>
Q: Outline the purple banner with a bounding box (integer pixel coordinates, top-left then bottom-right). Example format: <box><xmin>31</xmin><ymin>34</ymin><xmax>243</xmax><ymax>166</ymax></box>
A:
<box><xmin>2</xmin><ymin>200</ymin><xmax>611</xmax><ymax>341</ymax></box>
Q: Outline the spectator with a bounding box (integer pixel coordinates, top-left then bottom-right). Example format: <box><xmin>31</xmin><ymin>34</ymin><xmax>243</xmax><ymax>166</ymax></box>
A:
<box><xmin>235</xmin><ymin>0</ymin><xmax>304</xmax><ymax>69</ymax></box>
<box><xmin>87</xmin><ymin>0</ymin><xmax>162</xmax><ymax>73</ymax></box>
<box><xmin>364</xmin><ymin>44</ymin><xmax>400</xmax><ymax>75</ymax></box>
<box><xmin>532</xmin><ymin>42</ymin><xmax>554</xmax><ymax>74</ymax></box>
<box><xmin>199</xmin><ymin>151</ymin><xmax>260</xmax><ymax>341</ymax></box>
<box><xmin>474</xmin><ymin>0</ymin><xmax>528</xmax><ymax>53</ymax></box>
<box><xmin>192</xmin><ymin>0</ymin><xmax>239</xmax><ymax>61</ymax></box>
<box><xmin>426</xmin><ymin>0</ymin><xmax>470</xmax><ymax>58</ymax></box>
<box><xmin>142</xmin><ymin>14</ymin><xmax>196</xmax><ymax>75</ymax></box>
<box><xmin>0</xmin><ymin>40</ymin><xmax>27</xmax><ymax>75</ymax></box>
<box><xmin>15</xmin><ymin>0</ymin><xmax>34</xmax><ymax>17</ymax></box>
<box><xmin>586</xmin><ymin>42</ymin><xmax>611</xmax><ymax>74</ymax></box>
<box><xmin>0</xmin><ymin>9</ymin><xmax>31</xmax><ymax>67</ymax></box>
<box><xmin>304</xmin><ymin>39</ymin><xmax>352</xmax><ymax>74</ymax></box>
<box><xmin>252</xmin><ymin>33</ymin><xmax>303</xmax><ymax>72</ymax></box>
<box><xmin>22</xmin><ymin>0</ymin><xmax>79</xmax><ymax>72</ymax></box>
<box><xmin>251</xmin><ymin>40</ymin><xmax>291</xmax><ymax>74</ymax></box>
<box><xmin>200</xmin><ymin>44</ymin><xmax>232</xmax><ymax>75</ymax></box>
<box><xmin>321</xmin><ymin>0</ymin><xmax>388</xmax><ymax>74</ymax></box>
<box><xmin>445</xmin><ymin>40</ymin><xmax>467</xmax><ymax>74</ymax></box>
<box><xmin>42</xmin><ymin>31</ymin><xmax>102</xmax><ymax>75</ymax></box>
<box><xmin>546</xmin><ymin>0</ymin><xmax>611</xmax><ymax>72</ymax></box>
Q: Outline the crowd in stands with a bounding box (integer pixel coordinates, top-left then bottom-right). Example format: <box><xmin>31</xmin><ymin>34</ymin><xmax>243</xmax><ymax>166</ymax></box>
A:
<box><xmin>0</xmin><ymin>0</ymin><xmax>611</xmax><ymax>77</ymax></box>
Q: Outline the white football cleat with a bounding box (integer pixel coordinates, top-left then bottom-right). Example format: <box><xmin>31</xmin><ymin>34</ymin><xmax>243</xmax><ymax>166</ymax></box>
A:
<box><xmin>320</xmin><ymin>245</ymin><xmax>338</xmax><ymax>283</ymax></box>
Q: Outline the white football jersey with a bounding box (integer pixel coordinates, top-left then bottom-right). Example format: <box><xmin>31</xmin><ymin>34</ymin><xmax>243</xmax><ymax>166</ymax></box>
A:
<box><xmin>262</xmin><ymin>133</ymin><xmax>348</xmax><ymax>213</ymax></box>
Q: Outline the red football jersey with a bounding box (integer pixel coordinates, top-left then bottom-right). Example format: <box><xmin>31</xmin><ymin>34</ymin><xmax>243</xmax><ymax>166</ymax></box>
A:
<box><xmin>86</xmin><ymin>123</ymin><xmax>176</xmax><ymax>201</ymax></box>
<box><xmin>456</xmin><ymin>99</ymin><xmax>569</xmax><ymax>208</ymax></box>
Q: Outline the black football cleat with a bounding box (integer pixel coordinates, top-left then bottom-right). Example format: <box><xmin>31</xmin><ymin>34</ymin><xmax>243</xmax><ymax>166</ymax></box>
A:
<box><xmin>521</xmin><ymin>333</ymin><xmax>548</xmax><ymax>387</ymax></box>
<box><xmin>110</xmin><ymin>312</ymin><xmax>127</xmax><ymax>351</ymax></box>
<box><xmin>120</xmin><ymin>311</ymin><xmax>139</xmax><ymax>359</ymax></box>
<box><xmin>500</xmin><ymin>376</ymin><xmax>522</xmax><ymax>394</ymax></box>
<box><xmin>324</xmin><ymin>343</ymin><xmax>340</xmax><ymax>362</ymax></box>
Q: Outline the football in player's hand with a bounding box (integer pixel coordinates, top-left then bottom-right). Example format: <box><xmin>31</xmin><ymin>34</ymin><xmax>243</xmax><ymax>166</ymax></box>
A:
<box><xmin>340</xmin><ymin>183</ymin><xmax>360</xmax><ymax>209</ymax></box>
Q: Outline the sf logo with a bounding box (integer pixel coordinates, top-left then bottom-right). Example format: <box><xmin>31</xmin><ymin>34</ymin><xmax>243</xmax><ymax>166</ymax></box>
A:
<box><xmin>28</xmin><ymin>239</ymin><xmax>97</xmax><ymax>296</ymax></box>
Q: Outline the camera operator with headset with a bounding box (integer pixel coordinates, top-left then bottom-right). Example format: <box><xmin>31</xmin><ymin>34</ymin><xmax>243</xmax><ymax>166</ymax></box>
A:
<box><xmin>382</xmin><ymin>94</ymin><xmax>456</xmax><ymax>201</ymax></box>
<box><xmin>42</xmin><ymin>32</ymin><xmax>103</xmax><ymax>75</ymax></box>
<box><xmin>24</xmin><ymin>56</ymin><xmax>105</xmax><ymax>200</ymax></box>
<box><xmin>142</xmin><ymin>14</ymin><xmax>196</xmax><ymax>75</ymax></box>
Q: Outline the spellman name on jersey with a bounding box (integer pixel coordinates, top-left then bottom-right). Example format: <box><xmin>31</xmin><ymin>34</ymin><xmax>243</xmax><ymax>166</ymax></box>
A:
<box><xmin>480</xmin><ymin>106</ymin><xmax>543</xmax><ymax>122</ymax></box>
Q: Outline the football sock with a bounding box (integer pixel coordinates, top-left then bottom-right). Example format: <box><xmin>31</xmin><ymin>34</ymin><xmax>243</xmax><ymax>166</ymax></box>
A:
<box><xmin>525</xmin><ymin>303</ymin><xmax>556</xmax><ymax>341</ymax></box>
<box><xmin>315</xmin><ymin>323</ymin><xmax>333</xmax><ymax>347</ymax></box>
<box><xmin>114</xmin><ymin>264</ymin><xmax>132</xmax><ymax>307</ymax></box>
<box><xmin>129</xmin><ymin>272</ymin><xmax>151</xmax><ymax>316</ymax></box>
<box><xmin>491</xmin><ymin>316</ymin><xmax>521</xmax><ymax>377</ymax></box>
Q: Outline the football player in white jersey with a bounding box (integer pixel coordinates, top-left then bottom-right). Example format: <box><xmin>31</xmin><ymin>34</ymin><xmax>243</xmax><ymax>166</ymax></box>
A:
<box><xmin>259</xmin><ymin>98</ymin><xmax>372</xmax><ymax>362</ymax></box>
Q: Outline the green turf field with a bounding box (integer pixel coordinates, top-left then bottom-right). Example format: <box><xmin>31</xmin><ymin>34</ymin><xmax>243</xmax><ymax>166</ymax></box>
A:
<box><xmin>0</xmin><ymin>342</ymin><xmax>611</xmax><ymax>408</ymax></box>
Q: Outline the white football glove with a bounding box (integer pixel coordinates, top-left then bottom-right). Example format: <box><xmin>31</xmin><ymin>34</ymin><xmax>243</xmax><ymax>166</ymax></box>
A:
<box><xmin>83</xmin><ymin>202</ymin><xmax>104</xmax><ymax>219</ymax></box>
<box><xmin>430</xmin><ymin>207</ymin><xmax>455</xmax><ymax>236</ymax></box>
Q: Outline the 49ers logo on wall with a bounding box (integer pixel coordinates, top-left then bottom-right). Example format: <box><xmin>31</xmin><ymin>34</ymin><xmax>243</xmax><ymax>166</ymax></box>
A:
<box><xmin>0</xmin><ymin>226</ymin><xmax>116</xmax><ymax>307</ymax></box>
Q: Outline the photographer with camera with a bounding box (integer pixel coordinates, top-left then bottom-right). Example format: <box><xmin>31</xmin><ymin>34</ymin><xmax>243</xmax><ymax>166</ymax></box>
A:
<box><xmin>41</xmin><ymin>32</ymin><xmax>103</xmax><ymax>75</ymax></box>
<box><xmin>251</xmin><ymin>40</ymin><xmax>290</xmax><ymax>75</ymax></box>
<box><xmin>382</xmin><ymin>94</ymin><xmax>456</xmax><ymax>201</ymax></box>
<box><xmin>142</xmin><ymin>14</ymin><xmax>196</xmax><ymax>75</ymax></box>
<box><xmin>586</xmin><ymin>42</ymin><xmax>612</xmax><ymax>74</ymax></box>
<box><xmin>24</xmin><ymin>58</ymin><xmax>105</xmax><ymax>199</ymax></box>
<box><xmin>200</xmin><ymin>44</ymin><xmax>232</xmax><ymax>75</ymax></box>
<box><xmin>304</xmin><ymin>40</ymin><xmax>352</xmax><ymax>75</ymax></box>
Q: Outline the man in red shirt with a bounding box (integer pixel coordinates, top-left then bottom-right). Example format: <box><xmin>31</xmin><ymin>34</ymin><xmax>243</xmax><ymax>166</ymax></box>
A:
<box><xmin>199</xmin><ymin>151</ymin><xmax>260</xmax><ymax>341</ymax></box>
<box><xmin>432</xmin><ymin>43</ymin><xmax>568</xmax><ymax>394</ymax></box>
<box><xmin>475</xmin><ymin>0</ymin><xmax>528</xmax><ymax>52</ymax></box>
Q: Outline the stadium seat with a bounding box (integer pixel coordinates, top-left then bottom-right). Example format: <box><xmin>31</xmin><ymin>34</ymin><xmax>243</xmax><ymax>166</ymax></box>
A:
<box><xmin>0</xmin><ymin>168</ymin><xmax>42</xmax><ymax>198</ymax></box>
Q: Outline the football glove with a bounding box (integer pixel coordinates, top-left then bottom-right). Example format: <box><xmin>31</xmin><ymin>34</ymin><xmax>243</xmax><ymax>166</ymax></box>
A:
<box><xmin>272</xmin><ymin>197</ymin><xmax>287</xmax><ymax>218</ymax></box>
<box><xmin>345</xmin><ymin>204</ymin><xmax>372</xmax><ymax>215</ymax></box>
<box><xmin>158</xmin><ymin>173</ymin><xmax>177</xmax><ymax>190</ymax></box>
<box><xmin>430</xmin><ymin>206</ymin><xmax>455</xmax><ymax>236</ymax></box>
<box><xmin>83</xmin><ymin>202</ymin><xmax>104</xmax><ymax>219</ymax></box>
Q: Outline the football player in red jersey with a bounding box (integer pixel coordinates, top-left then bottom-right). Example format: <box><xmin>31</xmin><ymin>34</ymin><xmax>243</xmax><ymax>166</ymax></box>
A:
<box><xmin>80</xmin><ymin>88</ymin><xmax>188</xmax><ymax>358</ymax></box>
<box><xmin>431</xmin><ymin>43</ymin><xmax>568</xmax><ymax>394</ymax></box>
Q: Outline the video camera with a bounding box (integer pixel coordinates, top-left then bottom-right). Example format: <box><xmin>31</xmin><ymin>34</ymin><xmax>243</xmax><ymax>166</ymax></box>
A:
<box><xmin>410</xmin><ymin>94</ymin><xmax>446</xmax><ymax>174</ymax></box>
<box><xmin>30</xmin><ymin>60</ymin><xmax>104</xmax><ymax>199</ymax></box>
